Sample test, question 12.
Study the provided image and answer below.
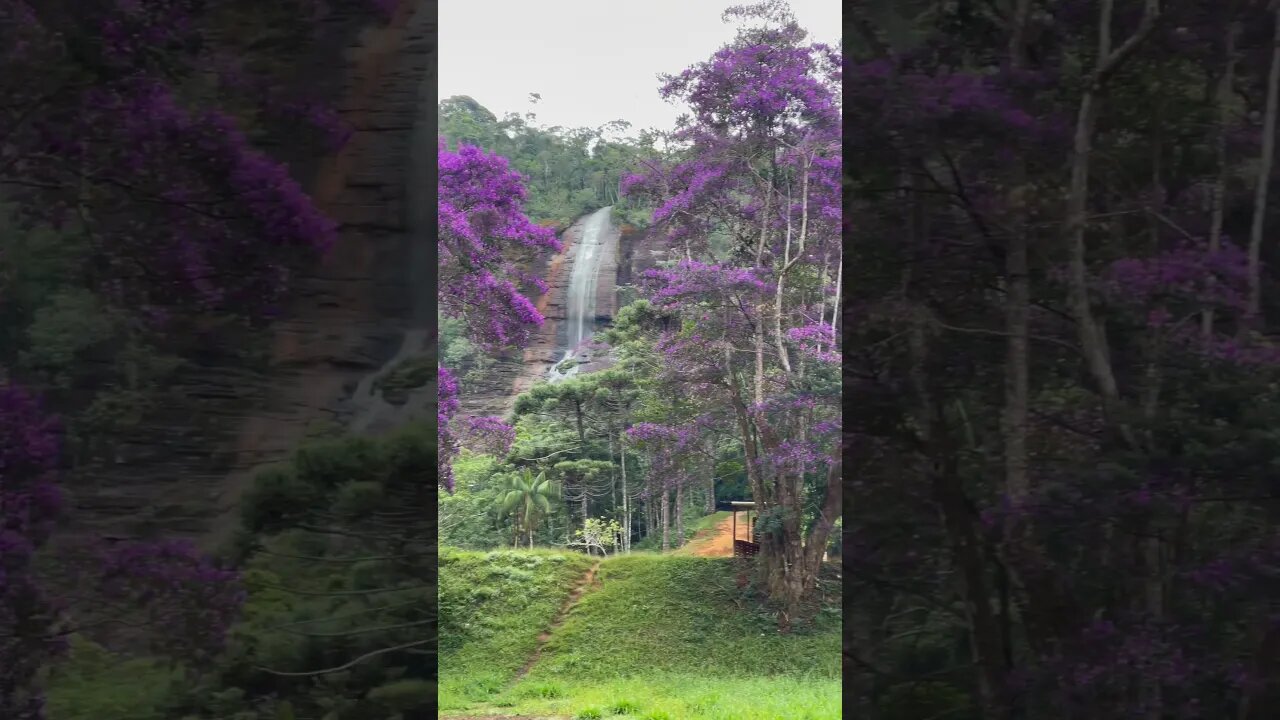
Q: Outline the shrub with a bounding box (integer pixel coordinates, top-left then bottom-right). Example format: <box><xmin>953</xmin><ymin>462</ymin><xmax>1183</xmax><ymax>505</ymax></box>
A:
<box><xmin>293</xmin><ymin>435</ymin><xmax>385</xmax><ymax>488</ymax></box>
<box><xmin>240</xmin><ymin>467</ymin><xmax>314</xmax><ymax>532</ymax></box>
<box><xmin>607</xmin><ymin>698</ymin><xmax>642</xmax><ymax>714</ymax></box>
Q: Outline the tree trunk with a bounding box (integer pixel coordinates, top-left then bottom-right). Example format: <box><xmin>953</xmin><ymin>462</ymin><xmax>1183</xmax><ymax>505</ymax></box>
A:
<box><xmin>645</xmin><ymin>491</ymin><xmax>653</xmax><ymax>543</ymax></box>
<box><xmin>1005</xmin><ymin>0</ymin><xmax>1032</xmax><ymax>503</ymax></box>
<box><xmin>1065</xmin><ymin>0</ymin><xmax>1158</xmax><ymax>445</ymax></box>
<box><xmin>609</xmin><ymin>433</ymin><xmax>618</xmax><ymax>517</ymax></box>
<box><xmin>1205</xmin><ymin>20</ymin><xmax>1241</xmax><ymax>338</ymax></box>
<box><xmin>1249</xmin><ymin>6</ymin><xmax>1280</xmax><ymax>326</ymax></box>
<box><xmin>706</xmin><ymin>458</ymin><xmax>715</xmax><ymax>514</ymax></box>
<box><xmin>1066</xmin><ymin>3</ymin><xmax>1162</xmax><ymax>716</ymax></box>
<box><xmin>676</xmin><ymin>479</ymin><xmax>685</xmax><ymax>548</ymax></box>
<box><xmin>574</xmin><ymin>400</ymin><xmax>587</xmax><ymax>451</ymax></box>
<box><xmin>620</xmin><ymin>431</ymin><xmax>630</xmax><ymax>553</ymax></box>
<box><xmin>830</xmin><ymin>245</ymin><xmax>842</xmax><ymax>333</ymax></box>
<box><xmin>661</xmin><ymin>485</ymin><xmax>670</xmax><ymax>552</ymax></box>
<box><xmin>753</xmin><ymin>163</ymin><xmax>773</xmax><ymax>406</ymax></box>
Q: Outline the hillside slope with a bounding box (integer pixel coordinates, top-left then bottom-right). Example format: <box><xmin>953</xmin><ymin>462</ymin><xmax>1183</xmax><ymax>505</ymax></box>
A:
<box><xmin>439</xmin><ymin>548</ymin><xmax>597</xmax><ymax>707</ymax></box>
<box><xmin>438</xmin><ymin>550</ymin><xmax>842</xmax><ymax>720</ymax></box>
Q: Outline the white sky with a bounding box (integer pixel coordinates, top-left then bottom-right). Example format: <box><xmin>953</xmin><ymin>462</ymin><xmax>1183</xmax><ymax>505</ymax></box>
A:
<box><xmin>438</xmin><ymin>1</ymin><xmax>841</xmax><ymax>136</ymax></box>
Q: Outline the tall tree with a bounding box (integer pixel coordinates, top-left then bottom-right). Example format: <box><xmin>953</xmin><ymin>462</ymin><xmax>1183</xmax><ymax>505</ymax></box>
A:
<box><xmin>623</xmin><ymin>0</ymin><xmax>842</xmax><ymax>621</ymax></box>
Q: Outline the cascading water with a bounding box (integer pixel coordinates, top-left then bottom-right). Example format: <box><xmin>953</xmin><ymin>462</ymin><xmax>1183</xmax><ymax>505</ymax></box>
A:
<box><xmin>346</xmin><ymin>63</ymin><xmax>435</xmax><ymax>435</ymax></box>
<box><xmin>549</xmin><ymin>206</ymin><xmax>612</xmax><ymax>383</ymax></box>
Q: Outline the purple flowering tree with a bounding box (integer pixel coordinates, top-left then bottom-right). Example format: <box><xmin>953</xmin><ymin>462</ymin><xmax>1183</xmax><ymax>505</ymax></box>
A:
<box><xmin>0</xmin><ymin>380</ymin><xmax>243</xmax><ymax>718</ymax></box>
<box><xmin>622</xmin><ymin>1</ymin><xmax>842</xmax><ymax>623</ymax></box>
<box><xmin>437</xmin><ymin>139</ymin><xmax>557</xmax><ymax>489</ymax></box>
<box><xmin>0</xmin><ymin>1</ymin><xmax>367</xmax><ymax>321</ymax></box>
<box><xmin>844</xmin><ymin>1</ymin><xmax>1280</xmax><ymax>718</ymax></box>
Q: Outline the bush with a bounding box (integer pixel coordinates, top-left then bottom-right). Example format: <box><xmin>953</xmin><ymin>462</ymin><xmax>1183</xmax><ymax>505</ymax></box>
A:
<box><xmin>240</xmin><ymin>467</ymin><xmax>314</xmax><ymax>533</ymax></box>
<box><xmin>44</xmin><ymin>637</ymin><xmax>182</xmax><ymax>720</ymax></box>
<box><xmin>293</xmin><ymin>435</ymin><xmax>385</xmax><ymax>488</ymax></box>
<box><xmin>367</xmin><ymin>679</ymin><xmax>435</xmax><ymax>711</ymax></box>
<box><xmin>607</xmin><ymin>699</ymin><xmax>642</xmax><ymax>714</ymax></box>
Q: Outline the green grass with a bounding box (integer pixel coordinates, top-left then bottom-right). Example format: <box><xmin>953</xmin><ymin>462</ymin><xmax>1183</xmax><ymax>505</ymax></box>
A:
<box><xmin>440</xmin><ymin>552</ymin><xmax>842</xmax><ymax>719</ymax></box>
<box><xmin>438</xmin><ymin>547</ymin><xmax>596</xmax><ymax>710</ymax></box>
<box><xmin>495</xmin><ymin>673</ymin><xmax>839</xmax><ymax>720</ymax></box>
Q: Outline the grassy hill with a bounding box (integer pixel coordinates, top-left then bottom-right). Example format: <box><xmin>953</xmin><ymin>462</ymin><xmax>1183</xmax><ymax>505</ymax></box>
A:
<box><xmin>439</xmin><ymin>547</ymin><xmax>596</xmax><ymax>708</ymax></box>
<box><xmin>438</xmin><ymin>548</ymin><xmax>841</xmax><ymax>720</ymax></box>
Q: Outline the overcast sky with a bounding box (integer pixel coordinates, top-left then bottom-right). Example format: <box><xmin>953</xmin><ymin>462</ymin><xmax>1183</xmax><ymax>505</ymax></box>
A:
<box><xmin>438</xmin><ymin>1</ymin><xmax>841</xmax><ymax>135</ymax></box>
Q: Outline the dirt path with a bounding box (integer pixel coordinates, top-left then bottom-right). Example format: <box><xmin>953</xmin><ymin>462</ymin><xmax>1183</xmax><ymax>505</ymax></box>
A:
<box><xmin>511</xmin><ymin>560</ymin><xmax>602</xmax><ymax>682</ymax></box>
<box><xmin>677</xmin><ymin>513</ymin><xmax>741</xmax><ymax>557</ymax></box>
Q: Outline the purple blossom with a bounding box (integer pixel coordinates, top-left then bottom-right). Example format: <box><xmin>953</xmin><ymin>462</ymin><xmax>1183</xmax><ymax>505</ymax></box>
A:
<box><xmin>460</xmin><ymin>416</ymin><xmax>516</xmax><ymax>457</ymax></box>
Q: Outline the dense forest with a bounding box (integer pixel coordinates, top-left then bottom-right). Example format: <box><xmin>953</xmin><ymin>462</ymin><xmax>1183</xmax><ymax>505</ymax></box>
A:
<box><xmin>435</xmin><ymin>2</ymin><xmax>842</xmax><ymax>717</ymax></box>
<box><xmin>847</xmin><ymin>0</ymin><xmax>1280</xmax><ymax>718</ymax></box>
<box><xmin>436</xmin><ymin>0</ymin><xmax>841</xmax><ymax>622</ymax></box>
<box><xmin>0</xmin><ymin>1</ymin><xmax>448</xmax><ymax>719</ymax></box>
<box><xmin>26</xmin><ymin>0</ymin><xmax>1280</xmax><ymax>717</ymax></box>
<box><xmin>3</xmin><ymin>0</ymin><xmax>842</xmax><ymax>718</ymax></box>
<box><xmin>438</xmin><ymin>95</ymin><xmax>656</xmax><ymax>232</ymax></box>
<box><xmin>436</xmin><ymin>95</ymin><xmax>752</xmax><ymax>552</ymax></box>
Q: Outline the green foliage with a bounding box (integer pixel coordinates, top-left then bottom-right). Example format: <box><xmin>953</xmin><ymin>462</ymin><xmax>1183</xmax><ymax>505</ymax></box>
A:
<box><xmin>573</xmin><ymin>517</ymin><xmax>623</xmax><ymax>552</ymax></box>
<box><xmin>373</xmin><ymin>354</ymin><xmax>434</xmax><ymax>404</ymax></box>
<box><xmin>632</xmin><ymin>511</ymin><xmax>725</xmax><ymax>552</ymax></box>
<box><xmin>240</xmin><ymin>467</ymin><xmax>315</xmax><ymax>533</ymax></box>
<box><xmin>876</xmin><ymin>682</ymin><xmax>975</xmax><ymax>720</ymax></box>
<box><xmin>574</xmin><ymin>708</ymin><xmax>604</xmax><ymax>719</ymax></box>
<box><xmin>607</xmin><ymin>699</ymin><xmax>643</xmax><ymax>714</ymax></box>
<box><xmin>517</xmin><ymin>682</ymin><xmax>564</xmax><ymax>699</ymax></box>
<box><xmin>438</xmin><ymin>96</ymin><xmax>660</xmax><ymax>231</ymax></box>
<box><xmin>439</xmin><ymin>451</ymin><xmax>515</xmax><ymax>549</ymax></box>
<box><xmin>44</xmin><ymin>637</ymin><xmax>183</xmax><ymax>720</ymax></box>
<box><xmin>366</xmin><ymin>679</ymin><xmax>435</xmax><ymax>712</ymax></box>
<box><xmin>292</xmin><ymin>435</ymin><xmax>386</xmax><ymax>489</ymax></box>
<box><xmin>21</xmin><ymin>288</ymin><xmax>116</xmax><ymax>383</ymax></box>
<box><xmin>332</xmin><ymin>481</ymin><xmax>385</xmax><ymax>519</ymax></box>
<box><xmin>0</xmin><ymin>212</ymin><xmax>87</xmax><ymax>360</ymax></box>
<box><xmin>498</xmin><ymin>468</ymin><xmax>561</xmax><ymax>547</ymax></box>
<box><xmin>186</xmin><ymin>424</ymin><xmax>440</xmax><ymax>720</ymax></box>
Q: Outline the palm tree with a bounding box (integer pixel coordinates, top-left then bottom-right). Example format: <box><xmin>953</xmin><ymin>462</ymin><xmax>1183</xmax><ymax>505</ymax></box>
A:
<box><xmin>498</xmin><ymin>468</ymin><xmax>558</xmax><ymax>549</ymax></box>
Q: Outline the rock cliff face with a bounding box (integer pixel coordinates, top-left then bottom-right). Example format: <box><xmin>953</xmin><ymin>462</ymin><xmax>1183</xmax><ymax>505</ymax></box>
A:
<box><xmin>454</xmin><ymin>209</ymin><xmax>621</xmax><ymax>421</ymax></box>
<box><xmin>617</xmin><ymin>222</ymin><xmax>674</xmax><ymax>288</ymax></box>
<box><xmin>205</xmin><ymin>0</ymin><xmax>438</xmax><ymax>548</ymax></box>
<box><xmin>450</xmin><ymin>212</ymin><xmax>674</xmax><ymax>421</ymax></box>
<box><xmin>58</xmin><ymin>0</ymin><xmax>438</xmax><ymax>549</ymax></box>
<box><xmin>58</xmin><ymin>0</ymin><xmax>667</xmax><ymax>549</ymax></box>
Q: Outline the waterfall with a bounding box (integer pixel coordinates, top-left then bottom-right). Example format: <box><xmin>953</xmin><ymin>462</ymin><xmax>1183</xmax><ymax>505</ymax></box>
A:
<box><xmin>346</xmin><ymin>62</ymin><xmax>435</xmax><ymax>435</ymax></box>
<box><xmin>549</xmin><ymin>206</ymin><xmax>612</xmax><ymax>382</ymax></box>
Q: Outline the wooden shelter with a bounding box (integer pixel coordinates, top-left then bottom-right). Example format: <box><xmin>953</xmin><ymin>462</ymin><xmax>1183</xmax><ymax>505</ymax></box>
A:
<box><xmin>730</xmin><ymin>501</ymin><xmax>759</xmax><ymax>558</ymax></box>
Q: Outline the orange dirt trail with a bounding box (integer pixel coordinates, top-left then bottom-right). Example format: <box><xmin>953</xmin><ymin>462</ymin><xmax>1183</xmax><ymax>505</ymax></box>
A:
<box><xmin>677</xmin><ymin>513</ymin><xmax>742</xmax><ymax>558</ymax></box>
<box><xmin>511</xmin><ymin>561</ymin><xmax>601</xmax><ymax>682</ymax></box>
